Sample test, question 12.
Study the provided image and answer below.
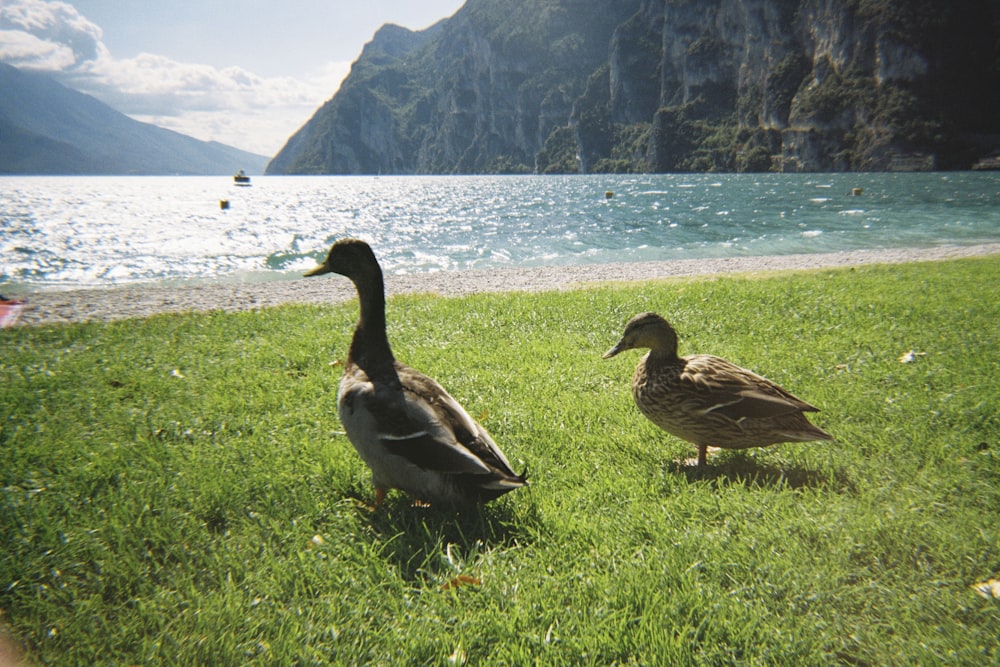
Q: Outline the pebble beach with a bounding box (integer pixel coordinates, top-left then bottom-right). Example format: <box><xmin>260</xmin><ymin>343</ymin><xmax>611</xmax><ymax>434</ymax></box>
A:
<box><xmin>9</xmin><ymin>243</ymin><xmax>1000</xmax><ymax>327</ymax></box>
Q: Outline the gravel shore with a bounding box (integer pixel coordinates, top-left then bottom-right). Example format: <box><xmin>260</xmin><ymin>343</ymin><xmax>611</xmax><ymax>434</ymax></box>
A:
<box><xmin>10</xmin><ymin>243</ymin><xmax>1000</xmax><ymax>327</ymax></box>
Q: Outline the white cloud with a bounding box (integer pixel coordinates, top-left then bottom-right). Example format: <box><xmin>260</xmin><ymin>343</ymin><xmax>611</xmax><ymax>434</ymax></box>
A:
<box><xmin>72</xmin><ymin>54</ymin><xmax>349</xmax><ymax>155</ymax></box>
<box><xmin>0</xmin><ymin>28</ymin><xmax>78</xmax><ymax>69</ymax></box>
<box><xmin>0</xmin><ymin>0</ymin><xmax>347</xmax><ymax>156</ymax></box>
<box><xmin>119</xmin><ymin>62</ymin><xmax>350</xmax><ymax>155</ymax></box>
<box><xmin>0</xmin><ymin>0</ymin><xmax>104</xmax><ymax>66</ymax></box>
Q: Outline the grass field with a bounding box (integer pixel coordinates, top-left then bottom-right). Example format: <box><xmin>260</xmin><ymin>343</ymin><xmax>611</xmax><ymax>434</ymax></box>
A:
<box><xmin>2</xmin><ymin>257</ymin><xmax>999</xmax><ymax>665</ymax></box>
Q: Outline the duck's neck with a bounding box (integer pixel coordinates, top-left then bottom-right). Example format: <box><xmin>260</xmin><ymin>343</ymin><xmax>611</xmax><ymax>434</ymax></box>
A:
<box><xmin>646</xmin><ymin>346</ymin><xmax>680</xmax><ymax>367</ymax></box>
<box><xmin>646</xmin><ymin>328</ymin><xmax>680</xmax><ymax>366</ymax></box>
<box><xmin>347</xmin><ymin>268</ymin><xmax>396</xmax><ymax>374</ymax></box>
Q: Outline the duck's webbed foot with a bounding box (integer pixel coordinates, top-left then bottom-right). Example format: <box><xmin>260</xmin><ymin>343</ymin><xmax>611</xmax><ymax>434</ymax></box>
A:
<box><xmin>354</xmin><ymin>486</ymin><xmax>386</xmax><ymax>512</ymax></box>
<box><xmin>681</xmin><ymin>444</ymin><xmax>719</xmax><ymax>467</ymax></box>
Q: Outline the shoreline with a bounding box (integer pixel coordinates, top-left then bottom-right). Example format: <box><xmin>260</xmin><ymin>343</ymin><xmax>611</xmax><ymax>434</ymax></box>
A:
<box><xmin>9</xmin><ymin>243</ymin><xmax>1000</xmax><ymax>327</ymax></box>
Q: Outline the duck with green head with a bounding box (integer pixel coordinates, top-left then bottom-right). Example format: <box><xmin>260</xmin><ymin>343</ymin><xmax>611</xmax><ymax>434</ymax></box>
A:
<box><xmin>604</xmin><ymin>312</ymin><xmax>833</xmax><ymax>466</ymax></box>
<box><xmin>305</xmin><ymin>238</ymin><xmax>528</xmax><ymax>507</ymax></box>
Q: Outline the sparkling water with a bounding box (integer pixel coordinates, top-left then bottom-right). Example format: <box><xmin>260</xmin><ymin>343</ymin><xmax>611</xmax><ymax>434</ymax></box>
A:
<box><xmin>1</xmin><ymin>172</ymin><xmax>997</xmax><ymax>292</ymax></box>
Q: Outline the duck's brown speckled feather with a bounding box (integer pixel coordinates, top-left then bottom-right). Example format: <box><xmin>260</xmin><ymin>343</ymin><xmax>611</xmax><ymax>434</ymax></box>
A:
<box><xmin>607</xmin><ymin>312</ymin><xmax>832</xmax><ymax>464</ymax></box>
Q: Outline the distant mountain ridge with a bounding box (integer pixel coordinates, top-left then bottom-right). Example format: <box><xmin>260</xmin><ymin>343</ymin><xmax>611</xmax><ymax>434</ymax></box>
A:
<box><xmin>268</xmin><ymin>0</ymin><xmax>1000</xmax><ymax>175</ymax></box>
<box><xmin>0</xmin><ymin>63</ymin><xmax>267</xmax><ymax>175</ymax></box>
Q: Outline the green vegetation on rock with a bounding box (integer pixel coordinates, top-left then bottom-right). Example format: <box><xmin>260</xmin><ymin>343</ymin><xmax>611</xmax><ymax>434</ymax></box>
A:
<box><xmin>267</xmin><ymin>0</ymin><xmax>999</xmax><ymax>175</ymax></box>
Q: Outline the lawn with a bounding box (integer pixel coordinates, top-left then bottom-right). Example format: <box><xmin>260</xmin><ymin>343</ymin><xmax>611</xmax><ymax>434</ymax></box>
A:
<box><xmin>2</xmin><ymin>257</ymin><xmax>999</xmax><ymax>665</ymax></box>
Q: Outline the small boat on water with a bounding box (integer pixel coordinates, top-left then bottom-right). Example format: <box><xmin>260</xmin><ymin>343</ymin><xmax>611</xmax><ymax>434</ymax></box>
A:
<box><xmin>234</xmin><ymin>169</ymin><xmax>251</xmax><ymax>186</ymax></box>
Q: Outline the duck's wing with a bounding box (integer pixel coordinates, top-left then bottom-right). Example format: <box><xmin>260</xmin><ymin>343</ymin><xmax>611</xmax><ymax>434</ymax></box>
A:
<box><xmin>679</xmin><ymin>354</ymin><xmax>820</xmax><ymax>423</ymax></box>
<box><xmin>391</xmin><ymin>364</ymin><xmax>522</xmax><ymax>480</ymax></box>
<box><xmin>341</xmin><ymin>362</ymin><xmax>521</xmax><ymax>482</ymax></box>
<box><xmin>337</xmin><ymin>368</ymin><xmax>487</xmax><ymax>474</ymax></box>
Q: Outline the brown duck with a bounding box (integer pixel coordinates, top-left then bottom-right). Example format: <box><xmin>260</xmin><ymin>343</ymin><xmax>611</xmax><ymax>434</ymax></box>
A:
<box><xmin>604</xmin><ymin>312</ymin><xmax>833</xmax><ymax>466</ymax></box>
<box><xmin>304</xmin><ymin>238</ymin><xmax>527</xmax><ymax>507</ymax></box>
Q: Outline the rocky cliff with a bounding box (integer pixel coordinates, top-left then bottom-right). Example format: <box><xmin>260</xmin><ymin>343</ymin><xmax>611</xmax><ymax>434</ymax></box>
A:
<box><xmin>267</xmin><ymin>0</ymin><xmax>1000</xmax><ymax>174</ymax></box>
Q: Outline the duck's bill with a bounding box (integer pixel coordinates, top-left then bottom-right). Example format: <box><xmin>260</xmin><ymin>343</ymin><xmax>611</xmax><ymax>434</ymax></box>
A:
<box><xmin>602</xmin><ymin>343</ymin><xmax>624</xmax><ymax>359</ymax></box>
<box><xmin>303</xmin><ymin>263</ymin><xmax>331</xmax><ymax>277</ymax></box>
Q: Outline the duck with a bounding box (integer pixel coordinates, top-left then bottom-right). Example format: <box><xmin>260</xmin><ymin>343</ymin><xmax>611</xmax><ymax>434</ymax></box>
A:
<box><xmin>304</xmin><ymin>238</ymin><xmax>527</xmax><ymax>507</ymax></box>
<box><xmin>603</xmin><ymin>312</ymin><xmax>833</xmax><ymax>466</ymax></box>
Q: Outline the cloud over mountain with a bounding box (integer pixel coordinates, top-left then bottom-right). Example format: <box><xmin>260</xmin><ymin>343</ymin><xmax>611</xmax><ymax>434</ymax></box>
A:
<box><xmin>0</xmin><ymin>0</ymin><xmax>347</xmax><ymax>155</ymax></box>
<box><xmin>0</xmin><ymin>0</ymin><xmax>105</xmax><ymax>68</ymax></box>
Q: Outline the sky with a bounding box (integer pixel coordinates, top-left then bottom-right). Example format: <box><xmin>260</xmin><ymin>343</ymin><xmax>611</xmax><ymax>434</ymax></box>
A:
<box><xmin>0</xmin><ymin>0</ymin><xmax>466</xmax><ymax>157</ymax></box>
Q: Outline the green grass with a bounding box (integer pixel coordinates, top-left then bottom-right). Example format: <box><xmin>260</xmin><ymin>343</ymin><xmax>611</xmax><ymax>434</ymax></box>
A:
<box><xmin>2</xmin><ymin>257</ymin><xmax>999</xmax><ymax>665</ymax></box>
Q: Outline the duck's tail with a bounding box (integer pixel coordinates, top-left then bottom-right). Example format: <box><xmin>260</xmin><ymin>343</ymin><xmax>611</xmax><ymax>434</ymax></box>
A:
<box><xmin>476</xmin><ymin>465</ymin><xmax>529</xmax><ymax>501</ymax></box>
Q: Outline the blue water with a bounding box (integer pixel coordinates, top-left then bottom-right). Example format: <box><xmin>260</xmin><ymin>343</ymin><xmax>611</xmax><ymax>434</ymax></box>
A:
<box><xmin>1</xmin><ymin>172</ymin><xmax>998</xmax><ymax>292</ymax></box>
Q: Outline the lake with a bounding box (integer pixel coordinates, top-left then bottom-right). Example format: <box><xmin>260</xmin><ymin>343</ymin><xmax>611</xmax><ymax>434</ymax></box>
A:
<box><xmin>1</xmin><ymin>172</ymin><xmax>998</xmax><ymax>292</ymax></box>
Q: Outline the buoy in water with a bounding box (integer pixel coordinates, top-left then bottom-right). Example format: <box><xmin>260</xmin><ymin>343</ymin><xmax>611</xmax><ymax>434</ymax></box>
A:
<box><xmin>605</xmin><ymin>191</ymin><xmax>614</xmax><ymax>199</ymax></box>
<box><xmin>851</xmin><ymin>187</ymin><xmax>863</xmax><ymax>196</ymax></box>
<box><xmin>220</xmin><ymin>199</ymin><xmax>230</xmax><ymax>209</ymax></box>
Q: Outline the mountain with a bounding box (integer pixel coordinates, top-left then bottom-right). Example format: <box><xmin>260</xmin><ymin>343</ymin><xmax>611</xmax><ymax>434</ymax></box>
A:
<box><xmin>0</xmin><ymin>63</ymin><xmax>268</xmax><ymax>175</ymax></box>
<box><xmin>268</xmin><ymin>0</ymin><xmax>1000</xmax><ymax>175</ymax></box>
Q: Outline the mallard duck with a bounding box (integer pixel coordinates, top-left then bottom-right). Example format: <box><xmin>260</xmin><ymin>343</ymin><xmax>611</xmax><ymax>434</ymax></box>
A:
<box><xmin>304</xmin><ymin>238</ymin><xmax>527</xmax><ymax>507</ymax></box>
<box><xmin>603</xmin><ymin>312</ymin><xmax>833</xmax><ymax>466</ymax></box>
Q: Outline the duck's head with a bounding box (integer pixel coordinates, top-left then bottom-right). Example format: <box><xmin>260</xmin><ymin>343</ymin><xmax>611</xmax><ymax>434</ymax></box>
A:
<box><xmin>603</xmin><ymin>312</ymin><xmax>679</xmax><ymax>358</ymax></box>
<box><xmin>304</xmin><ymin>238</ymin><xmax>380</xmax><ymax>282</ymax></box>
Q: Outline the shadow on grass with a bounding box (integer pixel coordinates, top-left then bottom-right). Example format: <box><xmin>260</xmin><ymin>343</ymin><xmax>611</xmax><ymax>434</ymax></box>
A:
<box><xmin>669</xmin><ymin>452</ymin><xmax>856</xmax><ymax>493</ymax></box>
<box><xmin>342</xmin><ymin>486</ymin><xmax>541</xmax><ymax>583</ymax></box>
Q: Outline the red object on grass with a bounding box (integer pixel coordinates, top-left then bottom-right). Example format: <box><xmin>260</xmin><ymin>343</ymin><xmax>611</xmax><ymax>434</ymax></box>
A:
<box><xmin>0</xmin><ymin>299</ymin><xmax>26</xmax><ymax>327</ymax></box>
